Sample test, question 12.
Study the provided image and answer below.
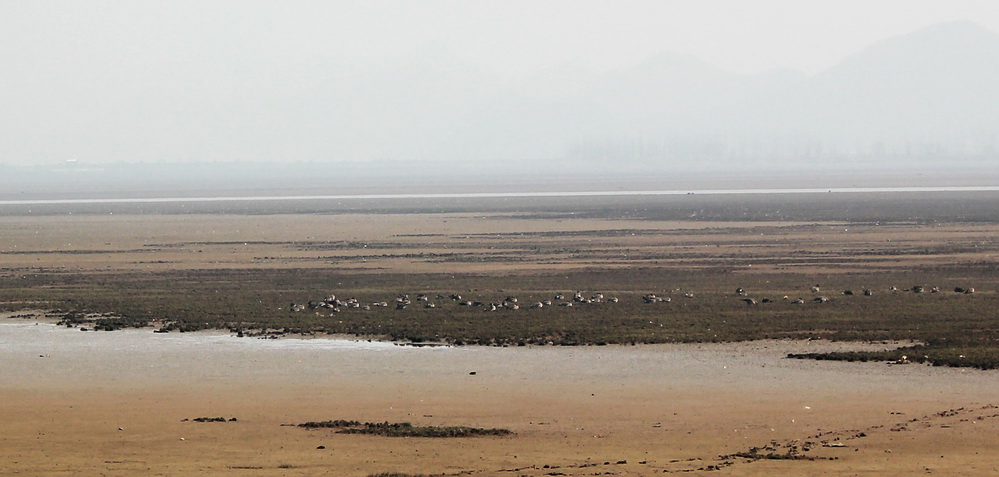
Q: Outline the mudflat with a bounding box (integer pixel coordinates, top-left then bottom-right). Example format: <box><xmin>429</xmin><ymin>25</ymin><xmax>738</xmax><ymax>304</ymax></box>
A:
<box><xmin>3</xmin><ymin>320</ymin><xmax>998</xmax><ymax>476</ymax></box>
<box><xmin>2</xmin><ymin>191</ymin><xmax>999</xmax><ymax>475</ymax></box>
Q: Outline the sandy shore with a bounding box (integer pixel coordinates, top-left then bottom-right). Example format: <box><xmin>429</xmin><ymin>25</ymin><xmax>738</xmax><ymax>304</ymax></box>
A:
<box><xmin>2</xmin><ymin>318</ymin><xmax>998</xmax><ymax>476</ymax></box>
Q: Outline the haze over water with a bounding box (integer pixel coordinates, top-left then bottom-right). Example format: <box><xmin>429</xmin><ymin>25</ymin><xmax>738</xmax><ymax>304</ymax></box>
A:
<box><xmin>4</xmin><ymin>186</ymin><xmax>999</xmax><ymax>206</ymax></box>
<box><xmin>2</xmin><ymin>1</ymin><xmax>998</xmax><ymax>186</ymax></box>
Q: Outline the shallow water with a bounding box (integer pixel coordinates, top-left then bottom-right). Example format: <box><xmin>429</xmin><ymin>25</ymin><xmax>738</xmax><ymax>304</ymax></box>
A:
<box><xmin>0</xmin><ymin>321</ymin><xmax>406</xmax><ymax>351</ymax></box>
<box><xmin>3</xmin><ymin>185</ymin><xmax>999</xmax><ymax>205</ymax></box>
<box><xmin>2</xmin><ymin>320</ymin><xmax>992</xmax><ymax>399</ymax></box>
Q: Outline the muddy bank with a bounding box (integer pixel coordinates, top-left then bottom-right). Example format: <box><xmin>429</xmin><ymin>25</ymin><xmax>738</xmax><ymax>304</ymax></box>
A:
<box><xmin>2</xmin><ymin>318</ymin><xmax>996</xmax><ymax>475</ymax></box>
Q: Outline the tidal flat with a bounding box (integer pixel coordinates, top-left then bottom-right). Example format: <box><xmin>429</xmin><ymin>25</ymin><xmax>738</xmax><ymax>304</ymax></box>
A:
<box><xmin>2</xmin><ymin>190</ymin><xmax>999</xmax><ymax>475</ymax></box>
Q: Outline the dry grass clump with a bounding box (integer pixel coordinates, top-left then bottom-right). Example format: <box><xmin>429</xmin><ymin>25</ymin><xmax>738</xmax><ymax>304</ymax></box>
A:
<box><xmin>297</xmin><ymin>420</ymin><xmax>512</xmax><ymax>437</ymax></box>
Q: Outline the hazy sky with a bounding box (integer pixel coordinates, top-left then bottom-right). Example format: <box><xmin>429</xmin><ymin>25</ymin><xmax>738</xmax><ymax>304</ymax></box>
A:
<box><xmin>2</xmin><ymin>1</ymin><xmax>998</xmax><ymax>166</ymax></box>
<box><xmin>5</xmin><ymin>1</ymin><xmax>998</xmax><ymax>76</ymax></box>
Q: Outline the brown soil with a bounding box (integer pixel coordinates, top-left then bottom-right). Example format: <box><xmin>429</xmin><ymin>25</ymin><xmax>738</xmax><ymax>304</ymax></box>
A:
<box><xmin>3</xmin><ymin>193</ymin><xmax>999</xmax><ymax>475</ymax></box>
<box><xmin>2</xmin><ymin>212</ymin><xmax>998</xmax><ymax>275</ymax></box>
<box><xmin>2</xmin><ymin>320</ymin><xmax>998</xmax><ymax>476</ymax></box>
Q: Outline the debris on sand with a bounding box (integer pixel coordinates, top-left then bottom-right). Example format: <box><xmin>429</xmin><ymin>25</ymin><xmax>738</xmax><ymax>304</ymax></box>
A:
<box><xmin>296</xmin><ymin>420</ymin><xmax>512</xmax><ymax>438</ymax></box>
<box><xmin>182</xmin><ymin>417</ymin><xmax>238</xmax><ymax>423</ymax></box>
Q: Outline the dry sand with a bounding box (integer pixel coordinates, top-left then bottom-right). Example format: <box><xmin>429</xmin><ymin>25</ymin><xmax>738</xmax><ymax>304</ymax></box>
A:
<box><xmin>2</xmin><ymin>317</ymin><xmax>998</xmax><ymax>476</ymax></box>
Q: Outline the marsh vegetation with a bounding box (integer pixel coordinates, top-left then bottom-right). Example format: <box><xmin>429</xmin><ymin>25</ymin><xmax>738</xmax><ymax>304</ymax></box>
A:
<box><xmin>2</xmin><ymin>192</ymin><xmax>998</xmax><ymax>368</ymax></box>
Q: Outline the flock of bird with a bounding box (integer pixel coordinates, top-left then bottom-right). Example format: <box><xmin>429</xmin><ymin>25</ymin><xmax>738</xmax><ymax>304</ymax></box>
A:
<box><xmin>290</xmin><ymin>290</ymin><xmax>620</xmax><ymax>313</ymax></box>
<box><xmin>733</xmin><ymin>284</ymin><xmax>975</xmax><ymax>306</ymax></box>
<box><xmin>290</xmin><ymin>284</ymin><xmax>977</xmax><ymax>314</ymax></box>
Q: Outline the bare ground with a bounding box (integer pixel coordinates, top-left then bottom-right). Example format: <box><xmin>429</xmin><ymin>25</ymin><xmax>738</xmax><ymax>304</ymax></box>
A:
<box><xmin>2</xmin><ymin>192</ymin><xmax>999</xmax><ymax>475</ymax></box>
<box><xmin>2</xmin><ymin>321</ymin><xmax>998</xmax><ymax>476</ymax></box>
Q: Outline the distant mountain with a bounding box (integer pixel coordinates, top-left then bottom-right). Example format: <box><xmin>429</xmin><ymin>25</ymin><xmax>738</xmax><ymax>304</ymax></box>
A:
<box><xmin>544</xmin><ymin>20</ymin><xmax>999</xmax><ymax>168</ymax></box>
<box><xmin>786</xmin><ymin>21</ymin><xmax>999</xmax><ymax>146</ymax></box>
<box><xmin>427</xmin><ymin>21</ymin><xmax>997</xmax><ymax>171</ymax></box>
<box><xmin>2</xmin><ymin>20</ymin><xmax>996</xmax><ymax>174</ymax></box>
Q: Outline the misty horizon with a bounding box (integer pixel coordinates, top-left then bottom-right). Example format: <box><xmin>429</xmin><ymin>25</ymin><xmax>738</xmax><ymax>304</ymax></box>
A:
<box><xmin>2</xmin><ymin>2</ymin><xmax>998</xmax><ymax>186</ymax></box>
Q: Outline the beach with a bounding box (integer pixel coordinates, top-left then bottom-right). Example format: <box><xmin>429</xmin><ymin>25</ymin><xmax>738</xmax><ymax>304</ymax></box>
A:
<box><xmin>3</xmin><ymin>191</ymin><xmax>999</xmax><ymax>475</ymax></box>
<box><xmin>3</xmin><ymin>318</ymin><xmax>998</xmax><ymax>476</ymax></box>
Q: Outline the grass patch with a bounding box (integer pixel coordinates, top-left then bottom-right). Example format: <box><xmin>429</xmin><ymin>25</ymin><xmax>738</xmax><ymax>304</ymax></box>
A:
<box><xmin>3</xmin><ymin>240</ymin><xmax>999</xmax><ymax>370</ymax></box>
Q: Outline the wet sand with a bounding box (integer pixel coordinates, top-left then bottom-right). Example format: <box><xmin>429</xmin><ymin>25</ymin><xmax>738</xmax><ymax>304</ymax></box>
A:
<box><xmin>3</xmin><ymin>193</ymin><xmax>999</xmax><ymax>475</ymax></box>
<box><xmin>2</xmin><ymin>318</ymin><xmax>998</xmax><ymax>476</ymax></box>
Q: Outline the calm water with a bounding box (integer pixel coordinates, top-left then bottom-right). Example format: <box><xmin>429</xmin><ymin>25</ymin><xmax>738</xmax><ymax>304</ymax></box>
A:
<box><xmin>0</xmin><ymin>321</ymin><xmax>410</xmax><ymax>352</ymax></box>
<box><xmin>3</xmin><ymin>185</ymin><xmax>999</xmax><ymax>206</ymax></box>
<box><xmin>1</xmin><ymin>320</ymin><xmax>987</xmax><ymax>391</ymax></box>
